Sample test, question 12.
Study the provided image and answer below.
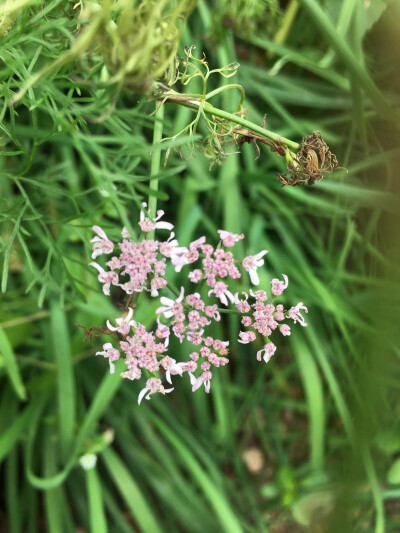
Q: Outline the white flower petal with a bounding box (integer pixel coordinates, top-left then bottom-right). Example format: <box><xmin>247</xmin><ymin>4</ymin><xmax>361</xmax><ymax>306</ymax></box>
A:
<box><xmin>106</xmin><ymin>320</ymin><xmax>117</xmax><ymax>331</ymax></box>
<box><xmin>249</xmin><ymin>269</ymin><xmax>260</xmax><ymax>285</ymax></box>
<box><xmin>92</xmin><ymin>225</ymin><xmax>109</xmax><ymax>240</ymax></box>
<box><xmin>140</xmin><ymin>202</ymin><xmax>147</xmax><ymax>222</ymax></box>
<box><xmin>176</xmin><ymin>286</ymin><xmax>185</xmax><ymax>303</ymax></box>
<box><xmin>155</xmin><ymin>221</ymin><xmax>174</xmax><ymax>231</ymax></box>
<box><xmin>255</xmin><ymin>250</ymin><xmax>268</xmax><ymax>261</ymax></box>
<box><xmin>138</xmin><ymin>387</ymin><xmax>149</xmax><ymax>405</ymax></box>
<box><xmin>159</xmin><ymin>296</ymin><xmax>174</xmax><ymax>307</ymax></box>
<box><xmin>89</xmin><ymin>262</ymin><xmax>105</xmax><ymax>274</ymax></box>
<box><xmin>91</xmin><ymin>249</ymin><xmax>104</xmax><ymax>259</ymax></box>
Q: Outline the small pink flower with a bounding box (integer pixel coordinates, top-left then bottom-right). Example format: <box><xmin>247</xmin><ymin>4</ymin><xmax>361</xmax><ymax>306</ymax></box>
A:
<box><xmin>188</xmin><ymin>269</ymin><xmax>203</xmax><ymax>283</ymax></box>
<box><xmin>257</xmin><ymin>343</ymin><xmax>276</xmax><ymax>363</ymax></box>
<box><xmin>186</xmin><ymin>330</ymin><xmax>204</xmax><ymax>346</ymax></box>
<box><xmin>160</xmin><ymin>356</ymin><xmax>184</xmax><ymax>384</ymax></box>
<box><xmin>185</xmin><ymin>293</ymin><xmax>204</xmax><ymax>308</ymax></box>
<box><xmin>190</xmin><ymin>236</ymin><xmax>206</xmax><ymax>250</ymax></box>
<box><xmin>121</xmin><ymin>367</ymin><xmax>142</xmax><ymax>381</ymax></box>
<box><xmin>241</xmin><ymin>316</ymin><xmax>252</xmax><ymax>327</ymax></box>
<box><xmin>236</xmin><ymin>292</ymin><xmax>251</xmax><ymax>313</ymax></box>
<box><xmin>288</xmin><ymin>302</ymin><xmax>308</xmax><ymax>326</ymax></box>
<box><xmin>159</xmin><ymin>232</ymin><xmax>186</xmax><ymax>258</ymax></box>
<box><xmin>274</xmin><ymin>304</ymin><xmax>285</xmax><ymax>321</ymax></box>
<box><xmin>242</xmin><ymin>250</ymin><xmax>268</xmax><ymax>285</ymax></box>
<box><xmin>191</xmin><ymin>371</ymin><xmax>212</xmax><ymax>393</ymax></box>
<box><xmin>174</xmin><ymin>361</ymin><xmax>197</xmax><ymax>383</ymax></box>
<box><xmin>171</xmin><ymin>249</ymin><xmax>190</xmax><ymax>272</ymax></box>
<box><xmin>121</xmin><ymin>227</ymin><xmax>130</xmax><ymax>239</ymax></box>
<box><xmin>106</xmin><ymin>256</ymin><xmax>121</xmax><ymax>270</ymax></box>
<box><xmin>279</xmin><ymin>324</ymin><xmax>291</xmax><ymax>336</ymax></box>
<box><xmin>217</xmin><ymin>230</ymin><xmax>244</xmax><ymax>248</ymax></box>
<box><xmin>91</xmin><ymin>226</ymin><xmax>114</xmax><ymax>259</ymax></box>
<box><xmin>139</xmin><ymin>202</ymin><xmax>174</xmax><ymax>233</ymax></box>
<box><xmin>96</xmin><ymin>342</ymin><xmax>120</xmax><ymax>374</ymax></box>
<box><xmin>205</xmin><ymin>304</ymin><xmax>221</xmax><ymax>321</ymax></box>
<box><xmin>106</xmin><ymin>307</ymin><xmax>137</xmax><ymax>336</ymax></box>
<box><xmin>150</xmin><ymin>276</ymin><xmax>167</xmax><ymax>297</ymax></box>
<box><xmin>213</xmin><ymin>339</ymin><xmax>229</xmax><ymax>352</ymax></box>
<box><xmin>250</xmin><ymin>289</ymin><xmax>268</xmax><ymax>302</ymax></box>
<box><xmin>89</xmin><ymin>262</ymin><xmax>118</xmax><ymax>295</ymax></box>
<box><xmin>138</xmin><ymin>378</ymin><xmax>173</xmax><ymax>404</ymax></box>
<box><xmin>271</xmin><ymin>274</ymin><xmax>289</xmax><ymax>296</ymax></box>
<box><xmin>208</xmin><ymin>281</ymin><xmax>238</xmax><ymax>306</ymax></box>
<box><xmin>238</xmin><ymin>331</ymin><xmax>257</xmax><ymax>344</ymax></box>
<box><xmin>156</xmin><ymin>287</ymin><xmax>185</xmax><ymax>319</ymax></box>
<box><xmin>155</xmin><ymin>317</ymin><xmax>170</xmax><ymax>346</ymax></box>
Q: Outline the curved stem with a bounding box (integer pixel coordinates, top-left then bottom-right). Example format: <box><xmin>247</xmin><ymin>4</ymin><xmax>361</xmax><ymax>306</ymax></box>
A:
<box><xmin>147</xmin><ymin>103</ymin><xmax>165</xmax><ymax>241</ymax></box>
<box><xmin>161</xmin><ymin>93</ymin><xmax>300</xmax><ymax>150</ymax></box>
<box><xmin>205</xmin><ymin>84</ymin><xmax>245</xmax><ymax>108</ymax></box>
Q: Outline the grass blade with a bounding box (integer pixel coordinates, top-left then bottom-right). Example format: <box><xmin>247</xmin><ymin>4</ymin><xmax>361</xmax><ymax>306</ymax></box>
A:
<box><xmin>0</xmin><ymin>326</ymin><xmax>27</xmax><ymax>400</ymax></box>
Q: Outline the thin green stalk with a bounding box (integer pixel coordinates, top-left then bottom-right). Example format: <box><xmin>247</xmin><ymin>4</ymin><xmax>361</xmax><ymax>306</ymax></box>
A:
<box><xmin>147</xmin><ymin>103</ymin><xmax>165</xmax><ymax>241</ymax></box>
<box><xmin>273</xmin><ymin>0</ymin><xmax>299</xmax><ymax>47</ymax></box>
<box><xmin>162</xmin><ymin>94</ymin><xmax>300</xmax><ymax>150</ymax></box>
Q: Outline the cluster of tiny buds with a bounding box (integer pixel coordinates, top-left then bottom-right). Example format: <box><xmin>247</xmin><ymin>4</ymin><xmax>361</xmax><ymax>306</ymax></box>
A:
<box><xmin>89</xmin><ymin>203</ymin><xmax>308</xmax><ymax>404</ymax></box>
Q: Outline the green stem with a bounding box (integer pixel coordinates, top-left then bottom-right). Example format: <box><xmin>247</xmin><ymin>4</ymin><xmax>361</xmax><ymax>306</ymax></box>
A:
<box><xmin>216</xmin><ymin>308</ymin><xmax>243</xmax><ymax>315</ymax></box>
<box><xmin>166</xmin><ymin>280</ymin><xmax>181</xmax><ymax>298</ymax></box>
<box><xmin>273</xmin><ymin>0</ymin><xmax>299</xmax><ymax>47</ymax></box>
<box><xmin>147</xmin><ymin>103</ymin><xmax>165</xmax><ymax>241</ymax></box>
<box><xmin>162</xmin><ymin>93</ymin><xmax>300</xmax><ymax>150</ymax></box>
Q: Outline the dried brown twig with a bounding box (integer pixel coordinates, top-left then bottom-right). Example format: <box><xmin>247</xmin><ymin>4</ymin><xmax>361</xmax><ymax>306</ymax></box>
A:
<box><xmin>75</xmin><ymin>323</ymin><xmax>113</xmax><ymax>344</ymax></box>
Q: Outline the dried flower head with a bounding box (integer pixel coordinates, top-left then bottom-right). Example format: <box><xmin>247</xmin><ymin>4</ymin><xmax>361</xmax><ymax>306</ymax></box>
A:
<box><xmin>278</xmin><ymin>131</ymin><xmax>340</xmax><ymax>186</ymax></box>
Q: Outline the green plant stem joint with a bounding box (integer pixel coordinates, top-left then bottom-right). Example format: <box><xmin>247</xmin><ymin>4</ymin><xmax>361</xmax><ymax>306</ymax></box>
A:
<box><xmin>159</xmin><ymin>88</ymin><xmax>340</xmax><ymax>184</ymax></box>
<box><xmin>151</xmin><ymin>45</ymin><xmax>341</xmax><ymax>182</ymax></box>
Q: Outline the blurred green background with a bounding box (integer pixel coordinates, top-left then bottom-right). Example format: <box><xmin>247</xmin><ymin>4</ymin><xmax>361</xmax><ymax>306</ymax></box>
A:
<box><xmin>1</xmin><ymin>0</ymin><xmax>400</xmax><ymax>532</ymax></box>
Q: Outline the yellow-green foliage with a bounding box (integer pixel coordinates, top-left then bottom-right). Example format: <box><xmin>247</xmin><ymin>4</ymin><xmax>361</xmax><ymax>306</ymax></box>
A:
<box><xmin>12</xmin><ymin>0</ymin><xmax>197</xmax><ymax>102</ymax></box>
<box><xmin>99</xmin><ymin>0</ymin><xmax>196</xmax><ymax>91</ymax></box>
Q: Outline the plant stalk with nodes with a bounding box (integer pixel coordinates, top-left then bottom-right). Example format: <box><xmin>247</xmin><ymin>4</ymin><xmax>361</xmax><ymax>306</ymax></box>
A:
<box><xmin>154</xmin><ymin>45</ymin><xmax>340</xmax><ymax>184</ymax></box>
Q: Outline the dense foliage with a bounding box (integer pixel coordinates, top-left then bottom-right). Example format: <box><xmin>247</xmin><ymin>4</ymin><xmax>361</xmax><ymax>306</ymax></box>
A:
<box><xmin>1</xmin><ymin>1</ymin><xmax>399</xmax><ymax>532</ymax></box>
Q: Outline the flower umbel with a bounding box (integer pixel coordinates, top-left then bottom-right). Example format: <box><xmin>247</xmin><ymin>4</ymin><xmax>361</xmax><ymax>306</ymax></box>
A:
<box><xmin>86</xmin><ymin>209</ymin><xmax>308</xmax><ymax>404</ymax></box>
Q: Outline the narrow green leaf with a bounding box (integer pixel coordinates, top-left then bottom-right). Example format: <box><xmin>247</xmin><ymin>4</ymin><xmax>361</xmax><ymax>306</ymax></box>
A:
<box><xmin>0</xmin><ymin>326</ymin><xmax>27</xmax><ymax>400</ymax></box>
<box><xmin>85</xmin><ymin>467</ymin><xmax>108</xmax><ymax>533</ymax></box>
<box><xmin>0</xmin><ymin>403</ymin><xmax>34</xmax><ymax>464</ymax></box>
<box><xmin>6</xmin><ymin>449</ymin><xmax>22</xmax><ymax>533</ymax></box>
<box><xmin>292</xmin><ymin>335</ymin><xmax>325</xmax><ymax>472</ymax></box>
<box><xmin>102</xmin><ymin>447</ymin><xmax>163</xmax><ymax>533</ymax></box>
<box><xmin>50</xmin><ymin>300</ymin><xmax>75</xmax><ymax>459</ymax></box>
<box><xmin>43</xmin><ymin>431</ymin><xmax>74</xmax><ymax>533</ymax></box>
<box><xmin>149</xmin><ymin>413</ymin><xmax>244</xmax><ymax>533</ymax></box>
<box><xmin>26</xmin><ymin>360</ymin><xmax>124</xmax><ymax>489</ymax></box>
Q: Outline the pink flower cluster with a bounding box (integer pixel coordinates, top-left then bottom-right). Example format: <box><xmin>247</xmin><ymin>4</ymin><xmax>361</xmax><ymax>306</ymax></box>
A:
<box><xmin>89</xmin><ymin>203</ymin><xmax>308</xmax><ymax>404</ymax></box>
